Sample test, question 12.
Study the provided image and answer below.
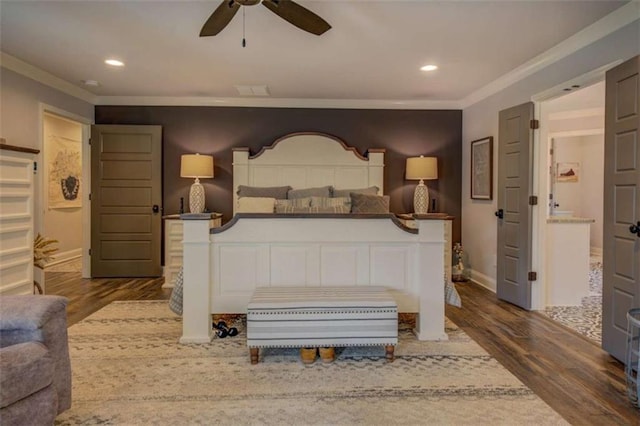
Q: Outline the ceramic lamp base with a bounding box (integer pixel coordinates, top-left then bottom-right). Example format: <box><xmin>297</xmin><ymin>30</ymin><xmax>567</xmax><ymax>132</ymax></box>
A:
<box><xmin>189</xmin><ymin>181</ymin><xmax>205</xmax><ymax>213</ymax></box>
<box><xmin>413</xmin><ymin>181</ymin><xmax>430</xmax><ymax>214</ymax></box>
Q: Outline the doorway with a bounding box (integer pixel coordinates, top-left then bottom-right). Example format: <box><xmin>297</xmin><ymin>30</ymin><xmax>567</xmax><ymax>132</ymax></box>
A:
<box><xmin>533</xmin><ymin>81</ymin><xmax>605</xmax><ymax>344</ymax></box>
<box><xmin>39</xmin><ymin>105</ymin><xmax>92</xmax><ymax>281</ymax></box>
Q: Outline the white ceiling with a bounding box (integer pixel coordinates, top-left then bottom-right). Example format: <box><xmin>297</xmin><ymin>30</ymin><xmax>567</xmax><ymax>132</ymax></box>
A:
<box><xmin>0</xmin><ymin>0</ymin><xmax>630</xmax><ymax>107</ymax></box>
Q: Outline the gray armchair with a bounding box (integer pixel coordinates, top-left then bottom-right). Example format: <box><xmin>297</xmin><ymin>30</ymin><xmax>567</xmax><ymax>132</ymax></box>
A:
<box><xmin>0</xmin><ymin>295</ymin><xmax>72</xmax><ymax>425</ymax></box>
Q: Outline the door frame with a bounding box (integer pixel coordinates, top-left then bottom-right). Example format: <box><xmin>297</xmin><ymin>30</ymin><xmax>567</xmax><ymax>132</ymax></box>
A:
<box><xmin>529</xmin><ymin>61</ymin><xmax>620</xmax><ymax>310</ymax></box>
<box><xmin>38</xmin><ymin>103</ymin><xmax>93</xmax><ymax>278</ymax></box>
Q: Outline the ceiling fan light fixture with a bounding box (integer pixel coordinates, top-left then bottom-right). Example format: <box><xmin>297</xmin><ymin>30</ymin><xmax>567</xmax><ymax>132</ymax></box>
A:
<box><xmin>105</xmin><ymin>59</ymin><xmax>125</xmax><ymax>67</ymax></box>
<box><xmin>420</xmin><ymin>64</ymin><xmax>438</xmax><ymax>72</ymax></box>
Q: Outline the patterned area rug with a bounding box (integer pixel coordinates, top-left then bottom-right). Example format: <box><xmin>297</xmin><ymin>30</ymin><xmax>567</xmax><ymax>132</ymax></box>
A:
<box><xmin>542</xmin><ymin>257</ymin><xmax>602</xmax><ymax>344</ymax></box>
<box><xmin>56</xmin><ymin>301</ymin><xmax>567</xmax><ymax>425</ymax></box>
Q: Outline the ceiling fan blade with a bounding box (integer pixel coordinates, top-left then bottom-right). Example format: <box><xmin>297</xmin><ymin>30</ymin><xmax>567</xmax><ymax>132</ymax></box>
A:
<box><xmin>262</xmin><ymin>0</ymin><xmax>331</xmax><ymax>36</ymax></box>
<box><xmin>200</xmin><ymin>0</ymin><xmax>241</xmax><ymax>37</ymax></box>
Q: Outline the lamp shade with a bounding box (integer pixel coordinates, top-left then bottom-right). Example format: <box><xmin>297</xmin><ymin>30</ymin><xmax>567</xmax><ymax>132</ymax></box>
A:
<box><xmin>406</xmin><ymin>156</ymin><xmax>438</xmax><ymax>180</ymax></box>
<box><xmin>180</xmin><ymin>154</ymin><xmax>214</xmax><ymax>179</ymax></box>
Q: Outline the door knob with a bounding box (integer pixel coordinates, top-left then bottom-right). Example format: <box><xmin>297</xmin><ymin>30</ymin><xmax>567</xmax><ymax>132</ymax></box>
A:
<box><xmin>495</xmin><ymin>209</ymin><xmax>504</xmax><ymax>219</ymax></box>
<box><xmin>152</xmin><ymin>205</ymin><xmax>160</xmax><ymax>213</ymax></box>
<box><xmin>630</xmin><ymin>221</ymin><xmax>640</xmax><ymax>237</ymax></box>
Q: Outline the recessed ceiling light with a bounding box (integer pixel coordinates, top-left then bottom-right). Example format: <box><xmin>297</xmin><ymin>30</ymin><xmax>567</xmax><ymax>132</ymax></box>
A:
<box><xmin>105</xmin><ymin>59</ymin><xmax>124</xmax><ymax>67</ymax></box>
<box><xmin>420</xmin><ymin>65</ymin><xmax>438</xmax><ymax>72</ymax></box>
<box><xmin>82</xmin><ymin>79</ymin><xmax>100</xmax><ymax>87</ymax></box>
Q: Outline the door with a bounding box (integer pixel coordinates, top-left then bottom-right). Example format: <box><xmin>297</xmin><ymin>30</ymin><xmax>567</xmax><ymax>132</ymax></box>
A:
<box><xmin>91</xmin><ymin>125</ymin><xmax>162</xmax><ymax>277</ymax></box>
<box><xmin>603</xmin><ymin>56</ymin><xmax>640</xmax><ymax>361</ymax></box>
<box><xmin>496</xmin><ymin>102</ymin><xmax>535</xmax><ymax>309</ymax></box>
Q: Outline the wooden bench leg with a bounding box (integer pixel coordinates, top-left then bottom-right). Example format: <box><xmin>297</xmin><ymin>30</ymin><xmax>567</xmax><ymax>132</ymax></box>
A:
<box><xmin>385</xmin><ymin>345</ymin><xmax>395</xmax><ymax>362</ymax></box>
<box><xmin>250</xmin><ymin>348</ymin><xmax>259</xmax><ymax>364</ymax></box>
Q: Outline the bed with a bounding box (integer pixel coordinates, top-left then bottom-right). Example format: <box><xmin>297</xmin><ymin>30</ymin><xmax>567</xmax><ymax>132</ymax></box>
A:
<box><xmin>179</xmin><ymin>132</ymin><xmax>452</xmax><ymax>344</ymax></box>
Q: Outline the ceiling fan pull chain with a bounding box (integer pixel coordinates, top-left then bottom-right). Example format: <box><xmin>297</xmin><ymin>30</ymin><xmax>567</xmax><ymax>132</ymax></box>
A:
<box><xmin>242</xmin><ymin>6</ymin><xmax>246</xmax><ymax>47</ymax></box>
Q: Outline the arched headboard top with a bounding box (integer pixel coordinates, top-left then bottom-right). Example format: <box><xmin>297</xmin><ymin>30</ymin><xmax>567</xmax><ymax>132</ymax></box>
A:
<box><xmin>232</xmin><ymin>133</ymin><xmax>385</xmax><ymax>213</ymax></box>
<box><xmin>246</xmin><ymin>132</ymin><xmax>384</xmax><ymax>162</ymax></box>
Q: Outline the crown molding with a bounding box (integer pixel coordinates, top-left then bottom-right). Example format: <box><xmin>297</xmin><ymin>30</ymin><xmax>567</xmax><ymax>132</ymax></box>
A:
<box><xmin>1</xmin><ymin>52</ymin><xmax>97</xmax><ymax>104</ymax></box>
<box><xmin>3</xmin><ymin>2</ymin><xmax>636</xmax><ymax>111</ymax></box>
<box><xmin>460</xmin><ymin>2</ymin><xmax>640</xmax><ymax>109</ymax></box>
<box><xmin>94</xmin><ymin>96</ymin><xmax>462</xmax><ymax>110</ymax></box>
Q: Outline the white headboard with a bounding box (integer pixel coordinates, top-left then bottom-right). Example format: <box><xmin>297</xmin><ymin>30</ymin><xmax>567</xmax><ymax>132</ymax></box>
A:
<box><xmin>232</xmin><ymin>133</ymin><xmax>385</xmax><ymax>213</ymax></box>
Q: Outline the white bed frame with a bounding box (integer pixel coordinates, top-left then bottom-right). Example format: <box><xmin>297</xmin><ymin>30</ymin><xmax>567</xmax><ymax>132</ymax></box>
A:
<box><xmin>232</xmin><ymin>133</ymin><xmax>385</xmax><ymax>214</ymax></box>
<box><xmin>180</xmin><ymin>133</ymin><xmax>449</xmax><ymax>344</ymax></box>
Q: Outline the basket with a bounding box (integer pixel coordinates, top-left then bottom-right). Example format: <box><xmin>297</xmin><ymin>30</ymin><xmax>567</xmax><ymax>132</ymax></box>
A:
<box><xmin>625</xmin><ymin>308</ymin><xmax>640</xmax><ymax>407</ymax></box>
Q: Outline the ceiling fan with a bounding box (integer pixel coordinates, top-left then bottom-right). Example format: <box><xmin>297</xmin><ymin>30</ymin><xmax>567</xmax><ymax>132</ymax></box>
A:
<box><xmin>200</xmin><ymin>0</ymin><xmax>331</xmax><ymax>37</ymax></box>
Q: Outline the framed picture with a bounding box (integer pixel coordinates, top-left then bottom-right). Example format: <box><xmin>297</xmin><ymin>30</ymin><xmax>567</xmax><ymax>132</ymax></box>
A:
<box><xmin>556</xmin><ymin>162</ymin><xmax>579</xmax><ymax>183</ymax></box>
<box><xmin>47</xmin><ymin>135</ymin><xmax>82</xmax><ymax>209</ymax></box>
<box><xmin>470</xmin><ymin>136</ymin><xmax>493</xmax><ymax>200</ymax></box>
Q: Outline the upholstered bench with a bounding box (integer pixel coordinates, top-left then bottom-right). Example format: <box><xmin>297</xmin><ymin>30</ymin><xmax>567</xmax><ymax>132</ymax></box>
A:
<box><xmin>246</xmin><ymin>286</ymin><xmax>398</xmax><ymax>364</ymax></box>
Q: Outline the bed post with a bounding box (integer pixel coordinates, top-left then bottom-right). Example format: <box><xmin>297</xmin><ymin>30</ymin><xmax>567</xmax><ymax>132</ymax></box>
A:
<box><xmin>179</xmin><ymin>216</ymin><xmax>213</xmax><ymax>343</ymax></box>
<box><xmin>414</xmin><ymin>217</ymin><xmax>448</xmax><ymax>341</ymax></box>
<box><xmin>232</xmin><ymin>148</ymin><xmax>250</xmax><ymax>216</ymax></box>
<box><xmin>367</xmin><ymin>149</ymin><xmax>385</xmax><ymax>194</ymax></box>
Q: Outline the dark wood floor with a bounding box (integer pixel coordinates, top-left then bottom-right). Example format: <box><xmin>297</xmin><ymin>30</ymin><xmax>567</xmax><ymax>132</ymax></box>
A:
<box><xmin>46</xmin><ymin>272</ymin><xmax>639</xmax><ymax>424</ymax></box>
<box><xmin>45</xmin><ymin>271</ymin><xmax>170</xmax><ymax>326</ymax></box>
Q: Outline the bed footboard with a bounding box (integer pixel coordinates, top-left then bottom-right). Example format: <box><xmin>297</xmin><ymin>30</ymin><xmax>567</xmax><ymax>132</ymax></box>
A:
<box><xmin>179</xmin><ymin>215</ymin><xmax>450</xmax><ymax>344</ymax></box>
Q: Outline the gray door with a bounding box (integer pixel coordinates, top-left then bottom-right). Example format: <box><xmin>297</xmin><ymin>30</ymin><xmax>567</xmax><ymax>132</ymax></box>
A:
<box><xmin>91</xmin><ymin>125</ymin><xmax>162</xmax><ymax>277</ymax></box>
<box><xmin>496</xmin><ymin>102</ymin><xmax>535</xmax><ymax>309</ymax></box>
<box><xmin>603</xmin><ymin>56</ymin><xmax>640</xmax><ymax>361</ymax></box>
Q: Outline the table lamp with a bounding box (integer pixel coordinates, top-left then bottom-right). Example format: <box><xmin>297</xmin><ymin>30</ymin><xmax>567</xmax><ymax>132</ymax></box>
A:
<box><xmin>406</xmin><ymin>156</ymin><xmax>438</xmax><ymax>214</ymax></box>
<box><xmin>181</xmin><ymin>153</ymin><xmax>214</xmax><ymax>214</ymax></box>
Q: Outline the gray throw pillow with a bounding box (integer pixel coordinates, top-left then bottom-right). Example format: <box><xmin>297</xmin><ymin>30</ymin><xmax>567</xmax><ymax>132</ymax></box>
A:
<box><xmin>332</xmin><ymin>186</ymin><xmax>379</xmax><ymax>198</ymax></box>
<box><xmin>350</xmin><ymin>193</ymin><xmax>390</xmax><ymax>214</ymax></box>
<box><xmin>288</xmin><ymin>186</ymin><xmax>332</xmax><ymax>199</ymax></box>
<box><xmin>237</xmin><ymin>185</ymin><xmax>291</xmax><ymax>199</ymax></box>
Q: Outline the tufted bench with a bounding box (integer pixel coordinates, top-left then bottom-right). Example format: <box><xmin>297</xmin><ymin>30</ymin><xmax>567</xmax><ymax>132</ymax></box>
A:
<box><xmin>246</xmin><ymin>286</ymin><xmax>398</xmax><ymax>364</ymax></box>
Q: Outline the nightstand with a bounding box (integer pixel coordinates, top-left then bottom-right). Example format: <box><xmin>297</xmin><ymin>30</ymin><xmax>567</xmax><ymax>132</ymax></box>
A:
<box><xmin>162</xmin><ymin>212</ymin><xmax>222</xmax><ymax>288</ymax></box>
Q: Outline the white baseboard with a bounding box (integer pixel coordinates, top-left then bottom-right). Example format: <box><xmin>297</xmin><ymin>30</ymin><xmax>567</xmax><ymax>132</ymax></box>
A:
<box><xmin>468</xmin><ymin>269</ymin><xmax>496</xmax><ymax>293</ymax></box>
<box><xmin>590</xmin><ymin>247</ymin><xmax>603</xmax><ymax>257</ymax></box>
<box><xmin>45</xmin><ymin>248</ymin><xmax>82</xmax><ymax>267</ymax></box>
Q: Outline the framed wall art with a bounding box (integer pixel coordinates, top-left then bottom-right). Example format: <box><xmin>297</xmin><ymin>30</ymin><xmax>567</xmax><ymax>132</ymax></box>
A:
<box><xmin>556</xmin><ymin>162</ymin><xmax>579</xmax><ymax>183</ymax></box>
<box><xmin>470</xmin><ymin>136</ymin><xmax>493</xmax><ymax>200</ymax></box>
<box><xmin>47</xmin><ymin>135</ymin><xmax>82</xmax><ymax>209</ymax></box>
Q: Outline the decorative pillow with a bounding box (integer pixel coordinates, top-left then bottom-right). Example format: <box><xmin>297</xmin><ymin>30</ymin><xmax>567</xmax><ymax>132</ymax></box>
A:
<box><xmin>350</xmin><ymin>193</ymin><xmax>390</xmax><ymax>214</ymax></box>
<box><xmin>236</xmin><ymin>197</ymin><xmax>275</xmax><ymax>213</ymax></box>
<box><xmin>332</xmin><ymin>186</ymin><xmax>379</xmax><ymax>198</ymax></box>
<box><xmin>288</xmin><ymin>186</ymin><xmax>332</xmax><ymax>199</ymax></box>
<box><xmin>275</xmin><ymin>197</ymin><xmax>312</xmax><ymax>209</ymax></box>
<box><xmin>310</xmin><ymin>196</ymin><xmax>351</xmax><ymax>210</ymax></box>
<box><xmin>237</xmin><ymin>185</ymin><xmax>291</xmax><ymax>200</ymax></box>
<box><xmin>275</xmin><ymin>205</ymin><xmax>350</xmax><ymax>214</ymax></box>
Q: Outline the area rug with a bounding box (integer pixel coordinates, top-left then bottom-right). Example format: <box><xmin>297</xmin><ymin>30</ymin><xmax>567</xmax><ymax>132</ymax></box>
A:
<box><xmin>542</xmin><ymin>256</ymin><xmax>602</xmax><ymax>344</ymax></box>
<box><xmin>56</xmin><ymin>301</ymin><xmax>567</xmax><ymax>425</ymax></box>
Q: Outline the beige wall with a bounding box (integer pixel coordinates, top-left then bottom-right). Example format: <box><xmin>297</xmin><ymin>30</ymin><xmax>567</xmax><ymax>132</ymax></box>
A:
<box><xmin>462</xmin><ymin>20</ymin><xmax>639</xmax><ymax>290</ymax></box>
<box><xmin>0</xmin><ymin>67</ymin><xmax>94</xmax><ymax>239</ymax></box>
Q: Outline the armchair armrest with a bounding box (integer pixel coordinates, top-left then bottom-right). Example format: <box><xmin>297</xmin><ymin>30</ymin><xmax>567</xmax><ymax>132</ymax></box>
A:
<box><xmin>0</xmin><ymin>295</ymin><xmax>71</xmax><ymax>413</ymax></box>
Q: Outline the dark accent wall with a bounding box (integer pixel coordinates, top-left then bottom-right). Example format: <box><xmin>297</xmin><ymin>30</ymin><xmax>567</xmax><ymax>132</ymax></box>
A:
<box><xmin>95</xmin><ymin>106</ymin><xmax>463</xmax><ymax>243</ymax></box>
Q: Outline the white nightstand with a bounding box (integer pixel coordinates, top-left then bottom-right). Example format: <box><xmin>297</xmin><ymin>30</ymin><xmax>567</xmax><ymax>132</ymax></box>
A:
<box><xmin>162</xmin><ymin>213</ymin><xmax>222</xmax><ymax>288</ymax></box>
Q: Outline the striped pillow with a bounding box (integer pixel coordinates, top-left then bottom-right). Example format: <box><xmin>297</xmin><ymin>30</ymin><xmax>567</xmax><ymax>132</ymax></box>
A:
<box><xmin>275</xmin><ymin>197</ymin><xmax>312</xmax><ymax>210</ymax></box>
<box><xmin>275</xmin><ymin>205</ymin><xmax>349</xmax><ymax>214</ymax></box>
<box><xmin>310</xmin><ymin>196</ymin><xmax>351</xmax><ymax>210</ymax></box>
